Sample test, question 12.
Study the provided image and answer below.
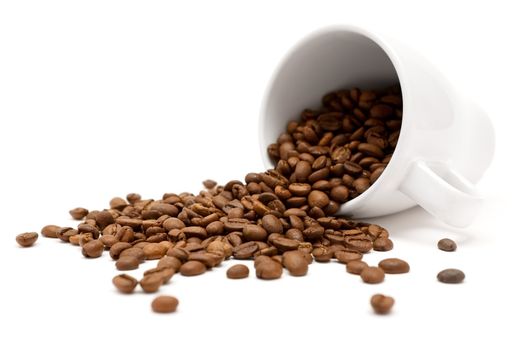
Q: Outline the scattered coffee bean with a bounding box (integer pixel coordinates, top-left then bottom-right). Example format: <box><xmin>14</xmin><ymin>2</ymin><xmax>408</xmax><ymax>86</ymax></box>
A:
<box><xmin>41</xmin><ymin>224</ymin><xmax>61</xmax><ymax>238</ymax></box>
<box><xmin>140</xmin><ymin>274</ymin><xmax>163</xmax><ymax>293</ymax></box>
<box><xmin>255</xmin><ymin>259</ymin><xmax>283</xmax><ymax>280</ymax></box>
<box><xmin>112</xmin><ymin>274</ymin><xmax>138</xmax><ymax>294</ymax></box>
<box><xmin>226</xmin><ymin>264</ymin><xmax>250</xmax><ymax>279</ymax></box>
<box><xmin>115</xmin><ymin>256</ymin><xmax>140</xmax><ymax>271</ymax></box>
<box><xmin>69</xmin><ymin>207</ymin><xmax>89</xmax><ymax>220</ymax></box>
<box><xmin>151</xmin><ymin>295</ymin><xmax>179</xmax><ymax>313</ymax></box>
<box><xmin>373</xmin><ymin>237</ymin><xmax>393</xmax><ymax>251</ymax></box>
<box><xmin>81</xmin><ymin>240</ymin><xmax>104</xmax><ymax>258</ymax></box>
<box><xmin>346</xmin><ymin>260</ymin><xmax>368</xmax><ymax>275</ymax></box>
<box><xmin>437</xmin><ymin>268</ymin><xmax>465</xmax><ymax>284</ymax></box>
<box><xmin>16</xmin><ymin>232</ymin><xmax>38</xmax><ymax>247</ymax></box>
<box><xmin>360</xmin><ymin>266</ymin><xmax>385</xmax><ymax>284</ymax></box>
<box><xmin>334</xmin><ymin>250</ymin><xmax>362</xmax><ymax>264</ymax></box>
<box><xmin>378</xmin><ymin>258</ymin><xmax>410</xmax><ymax>274</ymax></box>
<box><xmin>282</xmin><ymin>250</ymin><xmax>308</xmax><ymax>276</ymax></box>
<box><xmin>370</xmin><ymin>294</ymin><xmax>395</xmax><ymax>315</ymax></box>
<box><xmin>438</xmin><ymin>238</ymin><xmax>457</xmax><ymax>252</ymax></box>
<box><xmin>202</xmin><ymin>179</ymin><xmax>217</xmax><ymax>189</ymax></box>
<box><xmin>180</xmin><ymin>261</ymin><xmax>207</xmax><ymax>276</ymax></box>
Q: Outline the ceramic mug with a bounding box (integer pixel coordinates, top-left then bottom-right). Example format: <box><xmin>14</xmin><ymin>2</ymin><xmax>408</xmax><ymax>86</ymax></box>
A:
<box><xmin>259</xmin><ymin>25</ymin><xmax>495</xmax><ymax>228</ymax></box>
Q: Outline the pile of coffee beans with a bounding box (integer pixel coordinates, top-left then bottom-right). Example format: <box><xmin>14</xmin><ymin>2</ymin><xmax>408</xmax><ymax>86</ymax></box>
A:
<box><xmin>14</xmin><ymin>85</ymin><xmax>464</xmax><ymax>315</ymax></box>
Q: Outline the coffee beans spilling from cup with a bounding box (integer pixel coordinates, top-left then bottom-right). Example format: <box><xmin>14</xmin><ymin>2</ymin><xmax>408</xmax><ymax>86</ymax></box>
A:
<box><xmin>16</xmin><ymin>86</ymin><xmax>464</xmax><ymax>315</ymax></box>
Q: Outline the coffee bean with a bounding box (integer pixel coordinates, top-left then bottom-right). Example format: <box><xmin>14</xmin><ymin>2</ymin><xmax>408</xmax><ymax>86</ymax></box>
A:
<box><xmin>94</xmin><ymin>211</ymin><xmax>115</xmax><ymax>229</ymax></box>
<box><xmin>438</xmin><ymin>238</ymin><xmax>457</xmax><ymax>252</ymax></box>
<box><xmin>255</xmin><ymin>259</ymin><xmax>283</xmax><ymax>280</ymax></box>
<box><xmin>151</xmin><ymin>295</ymin><xmax>179</xmax><ymax>313</ymax></box>
<box><xmin>346</xmin><ymin>260</ymin><xmax>368</xmax><ymax>274</ymax></box>
<box><xmin>140</xmin><ymin>274</ymin><xmax>163</xmax><ymax>293</ymax></box>
<box><xmin>109</xmin><ymin>242</ymin><xmax>132</xmax><ymax>260</ymax></box>
<box><xmin>437</xmin><ymin>268</ymin><xmax>465</xmax><ymax>284</ymax></box>
<box><xmin>144</xmin><ymin>266</ymin><xmax>175</xmax><ymax>284</ymax></box>
<box><xmin>294</xmin><ymin>161</ymin><xmax>312</xmax><ymax>182</ymax></box>
<box><xmin>119</xmin><ymin>247</ymin><xmax>146</xmax><ymax>262</ymax></box>
<box><xmin>81</xmin><ymin>240</ymin><xmax>104</xmax><ymax>258</ymax></box>
<box><xmin>116</xmin><ymin>256</ymin><xmax>140</xmax><ymax>271</ymax></box>
<box><xmin>16</xmin><ymin>232</ymin><xmax>38</xmax><ymax>247</ymax></box>
<box><xmin>202</xmin><ymin>179</ymin><xmax>217</xmax><ymax>189</ymax></box>
<box><xmin>226</xmin><ymin>264</ymin><xmax>250</xmax><ymax>279</ymax></box>
<box><xmin>282</xmin><ymin>250</ymin><xmax>308</xmax><ymax>276</ymax></box>
<box><xmin>157</xmin><ymin>256</ymin><xmax>182</xmax><ymax>272</ymax></box>
<box><xmin>180</xmin><ymin>261</ymin><xmax>207</xmax><ymax>276</ymax></box>
<box><xmin>143</xmin><ymin>243</ymin><xmax>167</xmax><ymax>260</ymax></box>
<box><xmin>233</xmin><ymin>241</ymin><xmax>259</xmax><ymax>259</ymax></box>
<box><xmin>360</xmin><ymin>266</ymin><xmax>385</xmax><ymax>284</ymax></box>
<box><xmin>370</xmin><ymin>294</ymin><xmax>395</xmax><ymax>315</ymax></box>
<box><xmin>243</xmin><ymin>224</ymin><xmax>268</xmax><ymax>241</ymax></box>
<box><xmin>41</xmin><ymin>224</ymin><xmax>60</xmax><ymax>238</ymax></box>
<box><xmin>373</xmin><ymin>237</ymin><xmax>393</xmax><ymax>251</ymax></box>
<box><xmin>334</xmin><ymin>250</ymin><xmax>362</xmax><ymax>264</ymax></box>
<box><xmin>69</xmin><ymin>207</ymin><xmax>89</xmax><ymax>220</ymax></box>
<box><xmin>378</xmin><ymin>258</ymin><xmax>410</xmax><ymax>274</ymax></box>
<box><xmin>308</xmin><ymin>190</ymin><xmax>330</xmax><ymax>208</ymax></box>
<box><xmin>112</xmin><ymin>274</ymin><xmax>138</xmax><ymax>294</ymax></box>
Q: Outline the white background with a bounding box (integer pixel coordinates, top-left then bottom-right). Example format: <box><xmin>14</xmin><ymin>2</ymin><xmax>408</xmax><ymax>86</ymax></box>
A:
<box><xmin>1</xmin><ymin>1</ymin><xmax>523</xmax><ymax>349</ymax></box>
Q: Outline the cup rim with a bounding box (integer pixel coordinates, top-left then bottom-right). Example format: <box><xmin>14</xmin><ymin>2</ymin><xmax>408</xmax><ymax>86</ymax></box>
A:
<box><xmin>259</xmin><ymin>24</ymin><xmax>408</xmax><ymax>216</ymax></box>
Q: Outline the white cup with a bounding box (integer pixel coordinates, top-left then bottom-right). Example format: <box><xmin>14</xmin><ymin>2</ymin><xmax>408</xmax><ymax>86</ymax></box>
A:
<box><xmin>259</xmin><ymin>25</ymin><xmax>495</xmax><ymax>228</ymax></box>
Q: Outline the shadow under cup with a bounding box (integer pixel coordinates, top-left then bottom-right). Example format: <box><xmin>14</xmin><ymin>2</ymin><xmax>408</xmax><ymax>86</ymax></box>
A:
<box><xmin>259</xmin><ymin>28</ymin><xmax>405</xmax><ymax>215</ymax></box>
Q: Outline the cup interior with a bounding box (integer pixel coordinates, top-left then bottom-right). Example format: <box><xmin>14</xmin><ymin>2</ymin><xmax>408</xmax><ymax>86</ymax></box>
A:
<box><xmin>260</xmin><ymin>27</ymin><xmax>400</xmax><ymax>169</ymax></box>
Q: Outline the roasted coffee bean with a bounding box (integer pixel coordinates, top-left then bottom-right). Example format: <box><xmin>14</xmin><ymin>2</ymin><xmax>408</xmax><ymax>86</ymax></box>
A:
<box><xmin>144</xmin><ymin>266</ymin><xmax>175</xmax><ymax>284</ymax></box>
<box><xmin>360</xmin><ymin>266</ymin><xmax>385</xmax><ymax>284</ymax></box>
<box><xmin>143</xmin><ymin>243</ymin><xmax>167</xmax><ymax>260</ymax></box>
<box><xmin>373</xmin><ymin>237</ymin><xmax>394</xmax><ymax>251</ymax></box>
<box><xmin>308</xmin><ymin>190</ymin><xmax>330</xmax><ymax>208</ymax></box>
<box><xmin>312</xmin><ymin>246</ymin><xmax>333</xmax><ymax>262</ymax></box>
<box><xmin>151</xmin><ymin>295</ymin><xmax>179</xmax><ymax>313</ymax></box>
<box><xmin>180</xmin><ymin>260</ymin><xmax>207</xmax><ymax>276</ymax></box>
<box><xmin>226</xmin><ymin>264</ymin><xmax>250</xmax><ymax>279</ymax></box>
<box><xmin>112</xmin><ymin>274</ymin><xmax>138</xmax><ymax>294</ymax></box>
<box><xmin>282</xmin><ymin>250</ymin><xmax>308</xmax><ymax>276</ymax></box>
<box><xmin>255</xmin><ymin>259</ymin><xmax>283</xmax><ymax>280</ymax></box>
<box><xmin>41</xmin><ymin>224</ymin><xmax>61</xmax><ymax>238</ymax></box>
<box><xmin>157</xmin><ymin>256</ymin><xmax>182</xmax><ymax>272</ymax></box>
<box><xmin>69</xmin><ymin>207</ymin><xmax>89</xmax><ymax>220</ymax></box>
<box><xmin>370</xmin><ymin>294</ymin><xmax>395</xmax><ymax>315</ymax></box>
<box><xmin>81</xmin><ymin>240</ymin><xmax>104</xmax><ymax>258</ymax></box>
<box><xmin>203</xmin><ymin>179</ymin><xmax>217</xmax><ymax>189</ymax></box>
<box><xmin>438</xmin><ymin>238</ymin><xmax>457</xmax><ymax>252</ymax></box>
<box><xmin>94</xmin><ymin>211</ymin><xmax>115</xmax><ymax>229</ymax></box>
<box><xmin>116</xmin><ymin>256</ymin><xmax>140</xmax><ymax>271</ymax></box>
<box><xmin>110</xmin><ymin>242</ymin><xmax>132</xmax><ymax>260</ymax></box>
<box><xmin>16</xmin><ymin>232</ymin><xmax>38</xmax><ymax>247</ymax></box>
<box><xmin>378</xmin><ymin>258</ymin><xmax>410</xmax><ymax>274</ymax></box>
<box><xmin>243</xmin><ymin>224</ymin><xmax>268</xmax><ymax>241</ymax></box>
<box><xmin>437</xmin><ymin>268</ymin><xmax>465</xmax><ymax>284</ymax></box>
<box><xmin>119</xmin><ymin>247</ymin><xmax>146</xmax><ymax>262</ymax></box>
<box><xmin>140</xmin><ymin>274</ymin><xmax>163</xmax><ymax>293</ymax></box>
<box><xmin>334</xmin><ymin>250</ymin><xmax>362</xmax><ymax>264</ymax></box>
<box><xmin>346</xmin><ymin>260</ymin><xmax>368</xmax><ymax>274</ymax></box>
<box><xmin>233</xmin><ymin>241</ymin><xmax>259</xmax><ymax>259</ymax></box>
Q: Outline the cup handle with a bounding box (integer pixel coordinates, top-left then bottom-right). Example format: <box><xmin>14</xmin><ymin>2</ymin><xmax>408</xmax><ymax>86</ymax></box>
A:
<box><xmin>398</xmin><ymin>160</ymin><xmax>483</xmax><ymax>227</ymax></box>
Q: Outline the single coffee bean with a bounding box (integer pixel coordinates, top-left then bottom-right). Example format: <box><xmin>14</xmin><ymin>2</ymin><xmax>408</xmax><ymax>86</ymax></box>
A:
<box><xmin>346</xmin><ymin>260</ymin><xmax>368</xmax><ymax>275</ymax></box>
<box><xmin>243</xmin><ymin>224</ymin><xmax>268</xmax><ymax>241</ymax></box>
<box><xmin>41</xmin><ymin>224</ymin><xmax>61</xmax><ymax>238</ymax></box>
<box><xmin>438</xmin><ymin>238</ymin><xmax>457</xmax><ymax>252</ymax></box>
<box><xmin>180</xmin><ymin>260</ymin><xmax>207</xmax><ymax>276</ymax></box>
<box><xmin>81</xmin><ymin>240</ymin><xmax>104</xmax><ymax>258</ymax></box>
<box><xmin>151</xmin><ymin>295</ymin><xmax>179</xmax><ymax>313</ymax></box>
<box><xmin>115</xmin><ymin>256</ymin><xmax>140</xmax><ymax>271</ymax></box>
<box><xmin>203</xmin><ymin>179</ymin><xmax>217</xmax><ymax>189</ymax></box>
<box><xmin>69</xmin><ymin>207</ymin><xmax>89</xmax><ymax>220</ymax></box>
<box><xmin>282</xmin><ymin>250</ymin><xmax>308</xmax><ymax>276</ymax></box>
<box><xmin>140</xmin><ymin>274</ymin><xmax>163</xmax><ymax>293</ymax></box>
<box><xmin>94</xmin><ymin>211</ymin><xmax>115</xmax><ymax>229</ymax></box>
<box><xmin>143</xmin><ymin>243</ymin><xmax>167</xmax><ymax>260</ymax></box>
<box><xmin>233</xmin><ymin>241</ymin><xmax>259</xmax><ymax>259</ymax></box>
<box><xmin>109</xmin><ymin>242</ymin><xmax>133</xmax><ymax>260</ymax></box>
<box><xmin>378</xmin><ymin>258</ymin><xmax>410</xmax><ymax>274</ymax></box>
<box><xmin>261</xmin><ymin>214</ymin><xmax>283</xmax><ymax>234</ymax></box>
<box><xmin>437</xmin><ymin>268</ymin><xmax>465</xmax><ymax>284</ymax></box>
<box><xmin>360</xmin><ymin>266</ymin><xmax>385</xmax><ymax>284</ymax></box>
<box><xmin>226</xmin><ymin>264</ymin><xmax>250</xmax><ymax>279</ymax></box>
<box><xmin>308</xmin><ymin>190</ymin><xmax>330</xmax><ymax>208</ymax></box>
<box><xmin>112</xmin><ymin>274</ymin><xmax>138</xmax><ymax>294</ymax></box>
<box><xmin>255</xmin><ymin>259</ymin><xmax>283</xmax><ymax>280</ymax></box>
<box><xmin>157</xmin><ymin>256</ymin><xmax>182</xmax><ymax>272</ymax></box>
<box><xmin>144</xmin><ymin>267</ymin><xmax>176</xmax><ymax>284</ymax></box>
<box><xmin>334</xmin><ymin>250</ymin><xmax>362</xmax><ymax>264</ymax></box>
<box><xmin>16</xmin><ymin>232</ymin><xmax>38</xmax><ymax>247</ymax></box>
<box><xmin>119</xmin><ymin>247</ymin><xmax>146</xmax><ymax>262</ymax></box>
<box><xmin>370</xmin><ymin>294</ymin><xmax>395</xmax><ymax>315</ymax></box>
<box><xmin>373</xmin><ymin>237</ymin><xmax>394</xmax><ymax>251</ymax></box>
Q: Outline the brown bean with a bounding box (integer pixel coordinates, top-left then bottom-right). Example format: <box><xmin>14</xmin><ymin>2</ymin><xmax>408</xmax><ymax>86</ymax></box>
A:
<box><xmin>151</xmin><ymin>295</ymin><xmax>179</xmax><ymax>313</ymax></box>
<box><xmin>16</xmin><ymin>232</ymin><xmax>38</xmax><ymax>247</ymax></box>
<box><xmin>226</xmin><ymin>264</ymin><xmax>250</xmax><ymax>279</ymax></box>
<box><xmin>378</xmin><ymin>258</ymin><xmax>410</xmax><ymax>274</ymax></box>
